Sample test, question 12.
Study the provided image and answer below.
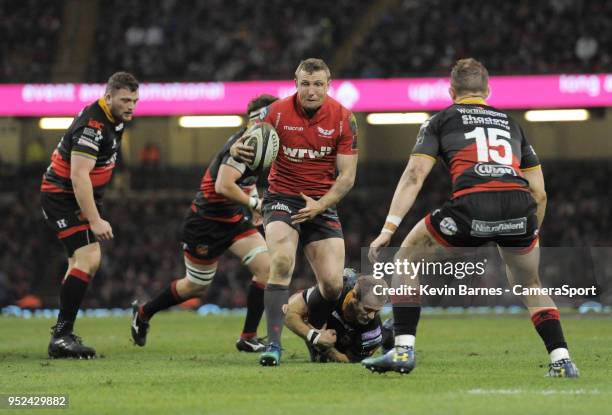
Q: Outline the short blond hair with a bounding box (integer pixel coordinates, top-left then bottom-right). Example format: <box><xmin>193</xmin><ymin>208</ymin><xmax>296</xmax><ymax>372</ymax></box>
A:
<box><xmin>355</xmin><ymin>275</ymin><xmax>388</xmax><ymax>307</ymax></box>
<box><xmin>450</xmin><ymin>58</ymin><xmax>488</xmax><ymax>96</ymax></box>
<box><xmin>294</xmin><ymin>58</ymin><xmax>331</xmax><ymax>80</ymax></box>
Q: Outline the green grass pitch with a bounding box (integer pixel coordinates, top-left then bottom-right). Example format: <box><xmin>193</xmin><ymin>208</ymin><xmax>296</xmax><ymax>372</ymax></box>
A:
<box><xmin>1</xmin><ymin>313</ymin><xmax>610</xmax><ymax>414</ymax></box>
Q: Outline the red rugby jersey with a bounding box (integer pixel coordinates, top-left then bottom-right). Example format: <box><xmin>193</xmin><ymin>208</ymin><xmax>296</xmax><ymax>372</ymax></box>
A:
<box><xmin>261</xmin><ymin>93</ymin><xmax>358</xmax><ymax>197</ymax></box>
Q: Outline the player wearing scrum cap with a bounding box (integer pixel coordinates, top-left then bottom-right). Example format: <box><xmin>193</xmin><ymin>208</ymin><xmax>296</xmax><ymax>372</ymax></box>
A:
<box><xmin>364</xmin><ymin>58</ymin><xmax>578</xmax><ymax>377</ymax></box>
<box><xmin>285</xmin><ymin>270</ymin><xmax>391</xmax><ymax>363</ymax></box>
<box><xmin>232</xmin><ymin>58</ymin><xmax>359</xmax><ymax>366</ymax></box>
<box><xmin>131</xmin><ymin>95</ymin><xmax>278</xmax><ymax>353</ymax></box>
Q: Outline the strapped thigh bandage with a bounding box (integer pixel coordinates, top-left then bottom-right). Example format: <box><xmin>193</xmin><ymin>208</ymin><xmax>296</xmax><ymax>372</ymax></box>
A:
<box><xmin>241</xmin><ymin>246</ymin><xmax>268</xmax><ymax>265</ymax></box>
<box><xmin>185</xmin><ymin>261</ymin><xmax>216</xmax><ymax>286</ymax></box>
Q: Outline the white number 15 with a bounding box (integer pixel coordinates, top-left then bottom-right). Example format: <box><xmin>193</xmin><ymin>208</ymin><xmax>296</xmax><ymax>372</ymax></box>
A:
<box><xmin>465</xmin><ymin>127</ymin><xmax>512</xmax><ymax>165</ymax></box>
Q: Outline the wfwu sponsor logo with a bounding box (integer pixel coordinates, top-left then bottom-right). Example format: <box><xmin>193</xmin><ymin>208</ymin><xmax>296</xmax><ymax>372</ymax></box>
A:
<box><xmin>282</xmin><ymin>145</ymin><xmax>332</xmax><ymax>160</ymax></box>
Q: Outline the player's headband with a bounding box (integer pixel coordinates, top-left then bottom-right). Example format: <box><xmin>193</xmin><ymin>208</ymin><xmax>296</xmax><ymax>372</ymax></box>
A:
<box><xmin>248</xmin><ymin>108</ymin><xmax>265</xmax><ymax>121</ymax></box>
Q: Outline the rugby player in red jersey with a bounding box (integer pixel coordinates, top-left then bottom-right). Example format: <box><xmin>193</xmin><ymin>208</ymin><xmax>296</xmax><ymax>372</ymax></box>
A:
<box><xmin>130</xmin><ymin>95</ymin><xmax>278</xmax><ymax>353</ymax></box>
<box><xmin>232</xmin><ymin>58</ymin><xmax>359</xmax><ymax>366</ymax></box>
<box><xmin>363</xmin><ymin>59</ymin><xmax>578</xmax><ymax>377</ymax></box>
<box><xmin>41</xmin><ymin>72</ymin><xmax>139</xmax><ymax>358</ymax></box>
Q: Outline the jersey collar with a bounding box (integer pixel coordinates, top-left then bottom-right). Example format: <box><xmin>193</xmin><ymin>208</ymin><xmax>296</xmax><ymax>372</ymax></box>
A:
<box><xmin>98</xmin><ymin>97</ymin><xmax>116</xmax><ymax>123</ymax></box>
<box><xmin>341</xmin><ymin>289</ymin><xmax>355</xmax><ymax>317</ymax></box>
<box><xmin>456</xmin><ymin>97</ymin><xmax>487</xmax><ymax>105</ymax></box>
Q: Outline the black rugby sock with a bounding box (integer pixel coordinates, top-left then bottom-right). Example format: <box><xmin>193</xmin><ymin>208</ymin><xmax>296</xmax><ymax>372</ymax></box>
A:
<box><xmin>393</xmin><ymin>305</ymin><xmax>421</xmax><ymax>336</ymax></box>
<box><xmin>264</xmin><ymin>284</ymin><xmax>289</xmax><ymax>346</ymax></box>
<box><xmin>54</xmin><ymin>269</ymin><xmax>91</xmax><ymax>337</ymax></box>
<box><xmin>241</xmin><ymin>280</ymin><xmax>266</xmax><ymax>338</ymax></box>
<box><xmin>531</xmin><ymin>308</ymin><xmax>568</xmax><ymax>353</ymax></box>
<box><xmin>142</xmin><ymin>280</ymin><xmax>184</xmax><ymax>320</ymax></box>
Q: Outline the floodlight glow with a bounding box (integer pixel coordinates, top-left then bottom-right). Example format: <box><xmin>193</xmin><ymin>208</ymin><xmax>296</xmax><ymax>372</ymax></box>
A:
<box><xmin>524</xmin><ymin>109</ymin><xmax>589</xmax><ymax>122</ymax></box>
<box><xmin>178</xmin><ymin>116</ymin><xmax>243</xmax><ymax>128</ymax></box>
<box><xmin>366</xmin><ymin>112</ymin><xmax>430</xmax><ymax>125</ymax></box>
<box><xmin>39</xmin><ymin>117</ymin><xmax>74</xmax><ymax>130</ymax></box>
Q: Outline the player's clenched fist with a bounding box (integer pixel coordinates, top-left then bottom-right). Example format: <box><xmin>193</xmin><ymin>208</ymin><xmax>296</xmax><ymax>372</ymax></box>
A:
<box><xmin>317</xmin><ymin>329</ymin><xmax>337</xmax><ymax>348</ymax></box>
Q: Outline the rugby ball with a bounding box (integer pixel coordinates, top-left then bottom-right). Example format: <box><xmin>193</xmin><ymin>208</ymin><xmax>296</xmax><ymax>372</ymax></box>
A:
<box><xmin>244</xmin><ymin>122</ymin><xmax>280</xmax><ymax>171</ymax></box>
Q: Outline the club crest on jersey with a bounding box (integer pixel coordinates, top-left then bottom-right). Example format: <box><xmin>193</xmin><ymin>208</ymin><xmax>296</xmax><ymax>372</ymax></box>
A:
<box><xmin>195</xmin><ymin>245</ymin><xmax>209</xmax><ymax>256</ymax></box>
<box><xmin>282</xmin><ymin>145</ymin><xmax>332</xmax><ymax>162</ymax></box>
<box><xmin>439</xmin><ymin>217</ymin><xmax>458</xmax><ymax>236</ymax></box>
<box><xmin>317</xmin><ymin>126</ymin><xmax>335</xmax><ymax>137</ymax></box>
<box><xmin>88</xmin><ymin>119</ymin><xmax>104</xmax><ymax>130</ymax></box>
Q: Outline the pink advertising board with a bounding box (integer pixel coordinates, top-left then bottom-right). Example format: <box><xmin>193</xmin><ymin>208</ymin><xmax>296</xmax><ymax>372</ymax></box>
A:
<box><xmin>1</xmin><ymin>74</ymin><xmax>610</xmax><ymax>116</ymax></box>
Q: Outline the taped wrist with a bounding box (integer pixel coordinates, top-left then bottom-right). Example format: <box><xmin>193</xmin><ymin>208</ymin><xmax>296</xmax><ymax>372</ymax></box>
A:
<box><xmin>248</xmin><ymin>196</ymin><xmax>261</xmax><ymax>211</ymax></box>
<box><xmin>382</xmin><ymin>215</ymin><xmax>402</xmax><ymax>234</ymax></box>
<box><xmin>307</xmin><ymin>328</ymin><xmax>321</xmax><ymax>345</ymax></box>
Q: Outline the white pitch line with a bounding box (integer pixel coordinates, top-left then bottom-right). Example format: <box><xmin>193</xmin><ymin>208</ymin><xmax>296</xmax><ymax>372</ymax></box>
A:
<box><xmin>468</xmin><ymin>389</ymin><xmax>601</xmax><ymax>396</ymax></box>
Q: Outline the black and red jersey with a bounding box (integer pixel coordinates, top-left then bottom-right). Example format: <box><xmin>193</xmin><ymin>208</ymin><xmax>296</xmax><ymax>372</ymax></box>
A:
<box><xmin>192</xmin><ymin>128</ymin><xmax>258</xmax><ymax>222</ymax></box>
<box><xmin>261</xmin><ymin>93</ymin><xmax>358</xmax><ymax>197</ymax></box>
<box><xmin>41</xmin><ymin>98</ymin><xmax>124</xmax><ymax>202</ymax></box>
<box><xmin>412</xmin><ymin>98</ymin><xmax>540</xmax><ymax>198</ymax></box>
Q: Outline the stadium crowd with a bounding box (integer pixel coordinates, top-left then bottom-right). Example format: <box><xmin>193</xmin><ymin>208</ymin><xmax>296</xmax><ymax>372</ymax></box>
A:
<box><xmin>1</xmin><ymin>161</ymin><xmax>610</xmax><ymax>309</ymax></box>
<box><xmin>1</xmin><ymin>0</ymin><xmax>610</xmax><ymax>83</ymax></box>
<box><xmin>0</xmin><ymin>0</ymin><xmax>62</xmax><ymax>82</ymax></box>
<box><xmin>345</xmin><ymin>0</ymin><xmax>611</xmax><ymax>78</ymax></box>
<box><xmin>87</xmin><ymin>0</ymin><xmax>363</xmax><ymax>82</ymax></box>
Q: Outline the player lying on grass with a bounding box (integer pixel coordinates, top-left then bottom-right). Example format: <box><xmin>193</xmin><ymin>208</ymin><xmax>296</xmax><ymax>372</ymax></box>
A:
<box><xmin>131</xmin><ymin>95</ymin><xmax>278</xmax><ymax>353</ymax></box>
<box><xmin>285</xmin><ymin>270</ymin><xmax>391</xmax><ymax>363</ymax></box>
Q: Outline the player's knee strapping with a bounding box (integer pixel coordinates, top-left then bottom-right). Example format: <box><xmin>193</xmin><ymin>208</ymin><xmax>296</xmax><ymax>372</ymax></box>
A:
<box><xmin>185</xmin><ymin>263</ymin><xmax>216</xmax><ymax>285</ymax></box>
<box><xmin>241</xmin><ymin>246</ymin><xmax>267</xmax><ymax>266</ymax></box>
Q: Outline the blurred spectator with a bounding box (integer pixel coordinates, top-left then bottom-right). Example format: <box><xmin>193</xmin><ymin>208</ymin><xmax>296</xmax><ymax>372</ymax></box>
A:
<box><xmin>24</xmin><ymin>137</ymin><xmax>47</xmax><ymax>166</ymax></box>
<box><xmin>139</xmin><ymin>142</ymin><xmax>161</xmax><ymax>167</ymax></box>
<box><xmin>575</xmin><ymin>34</ymin><xmax>598</xmax><ymax>61</ymax></box>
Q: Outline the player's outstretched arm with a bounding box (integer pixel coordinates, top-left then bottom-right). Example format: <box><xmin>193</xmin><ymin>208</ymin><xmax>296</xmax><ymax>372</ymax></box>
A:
<box><xmin>522</xmin><ymin>166</ymin><xmax>547</xmax><ymax>227</ymax></box>
<box><xmin>215</xmin><ymin>164</ymin><xmax>261</xmax><ymax>212</ymax></box>
<box><xmin>369</xmin><ymin>155</ymin><xmax>435</xmax><ymax>262</ymax></box>
<box><xmin>291</xmin><ymin>153</ymin><xmax>357</xmax><ymax>224</ymax></box>
<box><xmin>70</xmin><ymin>154</ymin><xmax>113</xmax><ymax>240</ymax></box>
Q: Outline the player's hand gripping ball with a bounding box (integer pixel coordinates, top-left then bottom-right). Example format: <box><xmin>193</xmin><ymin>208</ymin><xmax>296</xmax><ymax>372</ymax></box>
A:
<box><xmin>243</xmin><ymin>122</ymin><xmax>280</xmax><ymax>172</ymax></box>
